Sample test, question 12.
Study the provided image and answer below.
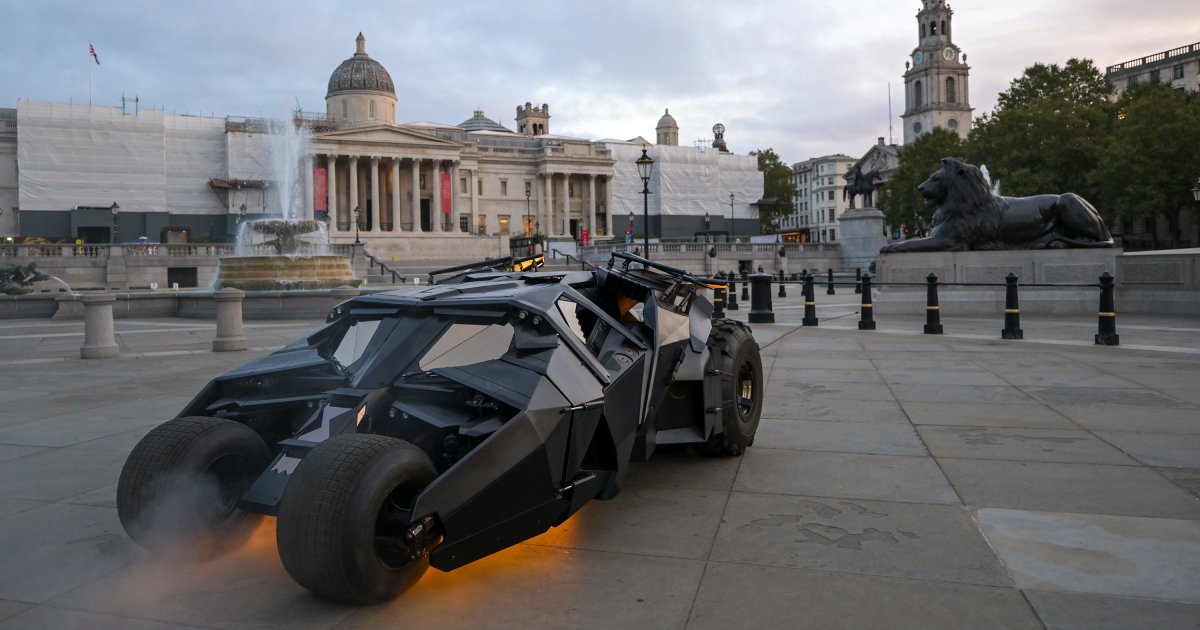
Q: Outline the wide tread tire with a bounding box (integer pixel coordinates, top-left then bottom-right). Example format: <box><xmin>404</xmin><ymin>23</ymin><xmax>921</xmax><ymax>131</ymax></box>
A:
<box><xmin>117</xmin><ymin>416</ymin><xmax>271</xmax><ymax>558</ymax></box>
<box><xmin>695</xmin><ymin>319</ymin><xmax>763</xmax><ymax>457</ymax></box>
<box><xmin>276</xmin><ymin>434</ymin><xmax>437</xmax><ymax>604</ymax></box>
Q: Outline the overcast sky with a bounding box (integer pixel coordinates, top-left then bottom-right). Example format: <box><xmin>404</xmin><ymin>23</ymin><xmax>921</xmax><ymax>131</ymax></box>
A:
<box><xmin>2</xmin><ymin>0</ymin><xmax>1197</xmax><ymax>165</ymax></box>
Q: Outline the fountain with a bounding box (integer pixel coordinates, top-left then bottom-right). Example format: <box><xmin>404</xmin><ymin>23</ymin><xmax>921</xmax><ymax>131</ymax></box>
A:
<box><xmin>215</xmin><ymin>114</ymin><xmax>361</xmax><ymax>291</ymax></box>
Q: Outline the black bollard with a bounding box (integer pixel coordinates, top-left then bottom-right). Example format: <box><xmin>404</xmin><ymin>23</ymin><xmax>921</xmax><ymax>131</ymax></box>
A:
<box><xmin>712</xmin><ymin>273</ymin><xmax>727</xmax><ymax>319</ymax></box>
<box><xmin>726</xmin><ymin>272</ymin><xmax>740</xmax><ymax>311</ymax></box>
<box><xmin>803</xmin><ymin>274</ymin><xmax>819</xmax><ymax>327</ymax></box>
<box><xmin>924</xmin><ymin>273</ymin><xmax>944</xmax><ymax>335</ymax></box>
<box><xmin>855</xmin><ymin>268</ymin><xmax>863</xmax><ymax>294</ymax></box>
<box><xmin>748</xmin><ymin>274</ymin><xmax>775</xmax><ymax>324</ymax></box>
<box><xmin>826</xmin><ymin>268</ymin><xmax>836</xmax><ymax>295</ymax></box>
<box><xmin>778</xmin><ymin>269</ymin><xmax>785</xmax><ymax>282</ymax></box>
<box><xmin>1001</xmin><ymin>273</ymin><xmax>1024</xmax><ymax>340</ymax></box>
<box><xmin>778</xmin><ymin>278</ymin><xmax>787</xmax><ymax>299</ymax></box>
<box><xmin>1095</xmin><ymin>272</ymin><xmax>1120</xmax><ymax>346</ymax></box>
<box><xmin>741</xmin><ymin>275</ymin><xmax>750</xmax><ymax>302</ymax></box>
<box><xmin>858</xmin><ymin>273</ymin><xmax>876</xmax><ymax>331</ymax></box>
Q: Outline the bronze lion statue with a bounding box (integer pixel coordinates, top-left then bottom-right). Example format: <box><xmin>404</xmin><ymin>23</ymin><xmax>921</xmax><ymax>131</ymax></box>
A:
<box><xmin>880</xmin><ymin>157</ymin><xmax>1113</xmax><ymax>253</ymax></box>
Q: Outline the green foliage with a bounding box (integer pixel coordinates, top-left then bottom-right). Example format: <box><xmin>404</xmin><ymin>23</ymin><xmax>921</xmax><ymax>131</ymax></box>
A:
<box><xmin>750</xmin><ymin>148</ymin><xmax>797</xmax><ymax>232</ymax></box>
<box><xmin>967</xmin><ymin>58</ymin><xmax>1111</xmax><ymax>200</ymax></box>
<box><xmin>1091</xmin><ymin>82</ymin><xmax>1200</xmax><ymax>248</ymax></box>
<box><xmin>877</xmin><ymin>127</ymin><xmax>963</xmax><ymax>229</ymax></box>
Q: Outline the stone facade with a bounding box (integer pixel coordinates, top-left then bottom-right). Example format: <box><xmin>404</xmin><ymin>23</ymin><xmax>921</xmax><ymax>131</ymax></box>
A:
<box><xmin>1107</xmin><ymin>42</ymin><xmax>1200</xmax><ymax>97</ymax></box>
<box><xmin>784</xmin><ymin>155</ymin><xmax>856</xmax><ymax>243</ymax></box>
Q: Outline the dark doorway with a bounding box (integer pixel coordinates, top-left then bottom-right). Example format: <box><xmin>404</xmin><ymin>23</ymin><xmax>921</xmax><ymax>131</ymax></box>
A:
<box><xmin>167</xmin><ymin>267</ymin><xmax>199</xmax><ymax>289</ymax></box>
<box><xmin>77</xmin><ymin>226</ymin><xmax>110</xmax><ymax>244</ymax></box>
<box><xmin>569</xmin><ymin>219</ymin><xmax>579</xmax><ymax>240</ymax></box>
<box><xmin>420</xmin><ymin>199</ymin><xmax>431</xmax><ymax>232</ymax></box>
<box><xmin>365</xmin><ymin>199</ymin><xmax>374</xmax><ymax>231</ymax></box>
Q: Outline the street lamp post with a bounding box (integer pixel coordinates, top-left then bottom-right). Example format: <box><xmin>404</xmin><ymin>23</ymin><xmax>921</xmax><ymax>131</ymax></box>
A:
<box><xmin>525</xmin><ymin>183</ymin><xmax>532</xmax><ymax>236</ymax></box>
<box><xmin>704</xmin><ymin>211</ymin><xmax>711</xmax><ymax>241</ymax></box>
<box><xmin>636</xmin><ymin>149</ymin><xmax>654</xmax><ymax>259</ymax></box>
<box><xmin>729</xmin><ymin>193</ymin><xmax>735</xmax><ymax>244</ymax></box>
<box><xmin>110</xmin><ymin>202</ymin><xmax>120</xmax><ymax>244</ymax></box>
<box><xmin>1192</xmin><ymin>178</ymin><xmax>1200</xmax><ymax>203</ymax></box>
<box><xmin>353</xmin><ymin>206</ymin><xmax>361</xmax><ymax>244</ymax></box>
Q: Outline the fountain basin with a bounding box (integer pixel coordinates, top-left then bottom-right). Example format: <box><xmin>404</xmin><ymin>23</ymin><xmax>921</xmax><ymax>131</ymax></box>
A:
<box><xmin>216</xmin><ymin>255</ymin><xmax>362</xmax><ymax>291</ymax></box>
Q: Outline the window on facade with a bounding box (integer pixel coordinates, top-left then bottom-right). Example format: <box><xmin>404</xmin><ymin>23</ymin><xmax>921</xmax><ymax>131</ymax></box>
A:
<box><xmin>915</xmin><ymin>81</ymin><xmax>924</xmax><ymax>108</ymax></box>
<box><xmin>1151</xmin><ymin>69</ymin><xmax>1161</xmax><ymax>83</ymax></box>
<box><xmin>369</xmin><ymin>100</ymin><xmax>376</xmax><ymax>119</ymax></box>
<box><xmin>477</xmin><ymin>179</ymin><xmax>483</xmax><ymax>195</ymax></box>
<box><xmin>828</xmin><ymin>191</ymin><xmax>835</xmax><ymax>201</ymax></box>
<box><xmin>930</xmin><ymin>21</ymin><xmax>937</xmax><ymax>36</ymax></box>
<box><xmin>1173</xmin><ymin>64</ymin><xmax>1185</xmax><ymax>80</ymax></box>
<box><xmin>914</xmin><ymin>122</ymin><xmax>924</xmax><ymax>134</ymax></box>
<box><xmin>477</xmin><ymin>215</ymin><xmax>487</xmax><ymax>235</ymax></box>
<box><xmin>499</xmin><ymin>215</ymin><xmax>511</xmax><ymax>235</ymax></box>
<box><xmin>829</xmin><ymin>229</ymin><xmax>836</xmax><ymax>242</ymax></box>
<box><xmin>946</xmin><ymin>77</ymin><xmax>957</xmax><ymax>104</ymax></box>
<box><xmin>460</xmin><ymin>178</ymin><xmax>468</xmax><ymax>194</ymax></box>
<box><xmin>500</xmin><ymin>180</ymin><xmax>508</xmax><ymax>196</ymax></box>
<box><xmin>459</xmin><ymin>214</ymin><xmax>470</xmax><ymax>233</ymax></box>
<box><xmin>342</xmin><ymin>101</ymin><xmax>348</xmax><ymax>119</ymax></box>
<box><xmin>948</xmin><ymin>118</ymin><xmax>959</xmax><ymax>129</ymax></box>
<box><xmin>941</xmin><ymin>20</ymin><xmax>946</xmax><ymax>36</ymax></box>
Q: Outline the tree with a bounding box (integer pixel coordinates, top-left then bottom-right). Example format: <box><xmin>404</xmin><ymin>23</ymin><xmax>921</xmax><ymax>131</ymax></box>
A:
<box><xmin>877</xmin><ymin>127</ymin><xmax>963</xmax><ymax>231</ymax></box>
<box><xmin>1092</xmin><ymin>82</ymin><xmax>1200</xmax><ymax>249</ymax></box>
<box><xmin>750</xmin><ymin>148</ymin><xmax>797</xmax><ymax>232</ymax></box>
<box><xmin>967</xmin><ymin>58</ymin><xmax>1112</xmax><ymax>201</ymax></box>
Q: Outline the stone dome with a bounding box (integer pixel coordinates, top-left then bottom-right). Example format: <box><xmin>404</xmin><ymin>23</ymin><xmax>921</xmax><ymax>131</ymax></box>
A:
<box><xmin>326</xmin><ymin>33</ymin><xmax>395</xmax><ymax>97</ymax></box>
<box><xmin>656</xmin><ymin>108</ymin><xmax>679</xmax><ymax>146</ymax></box>
<box><xmin>656</xmin><ymin>108</ymin><xmax>678</xmax><ymax>130</ymax></box>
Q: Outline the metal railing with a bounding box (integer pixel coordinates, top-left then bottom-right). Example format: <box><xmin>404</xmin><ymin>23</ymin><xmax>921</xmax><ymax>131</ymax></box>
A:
<box><xmin>0</xmin><ymin>242</ymin><xmax>357</xmax><ymax>259</ymax></box>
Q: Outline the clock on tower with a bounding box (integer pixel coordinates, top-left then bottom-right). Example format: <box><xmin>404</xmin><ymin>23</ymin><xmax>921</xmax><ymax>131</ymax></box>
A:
<box><xmin>900</xmin><ymin>1</ymin><xmax>973</xmax><ymax>145</ymax></box>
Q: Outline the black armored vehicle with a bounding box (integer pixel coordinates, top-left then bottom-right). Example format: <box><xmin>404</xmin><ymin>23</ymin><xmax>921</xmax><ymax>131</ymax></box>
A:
<box><xmin>117</xmin><ymin>252</ymin><xmax>763</xmax><ymax>603</ymax></box>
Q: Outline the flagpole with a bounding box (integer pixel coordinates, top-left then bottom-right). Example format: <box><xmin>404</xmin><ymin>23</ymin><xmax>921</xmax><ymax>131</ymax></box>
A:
<box><xmin>88</xmin><ymin>41</ymin><xmax>93</xmax><ymax>106</ymax></box>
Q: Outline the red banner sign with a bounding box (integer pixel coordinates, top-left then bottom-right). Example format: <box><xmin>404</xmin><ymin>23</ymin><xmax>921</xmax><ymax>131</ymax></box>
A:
<box><xmin>581</xmin><ymin>228</ymin><xmax>589</xmax><ymax>247</ymax></box>
<box><xmin>441</xmin><ymin>173</ymin><xmax>452</xmax><ymax>214</ymax></box>
<box><xmin>313</xmin><ymin>167</ymin><xmax>327</xmax><ymax>211</ymax></box>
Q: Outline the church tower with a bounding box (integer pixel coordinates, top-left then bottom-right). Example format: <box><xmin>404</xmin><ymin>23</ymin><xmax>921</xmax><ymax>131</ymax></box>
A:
<box><xmin>901</xmin><ymin>0</ymin><xmax>972</xmax><ymax>144</ymax></box>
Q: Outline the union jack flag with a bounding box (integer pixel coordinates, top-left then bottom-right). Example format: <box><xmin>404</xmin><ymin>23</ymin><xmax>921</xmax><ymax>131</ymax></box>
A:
<box><xmin>89</xmin><ymin>41</ymin><xmax>100</xmax><ymax>65</ymax></box>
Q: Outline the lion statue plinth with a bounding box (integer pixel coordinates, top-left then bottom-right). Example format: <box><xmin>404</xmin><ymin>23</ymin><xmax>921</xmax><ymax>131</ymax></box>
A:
<box><xmin>881</xmin><ymin>157</ymin><xmax>1114</xmax><ymax>253</ymax></box>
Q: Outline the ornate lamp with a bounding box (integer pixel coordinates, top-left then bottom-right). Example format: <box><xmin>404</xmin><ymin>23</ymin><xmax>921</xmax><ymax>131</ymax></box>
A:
<box><xmin>110</xmin><ymin>201</ymin><xmax>120</xmax><ymax>244</ymax></box>
<box><xmin>636</xmin><ymin>149</ymin><xmax>654</xmax><ymax>259</ymax></box>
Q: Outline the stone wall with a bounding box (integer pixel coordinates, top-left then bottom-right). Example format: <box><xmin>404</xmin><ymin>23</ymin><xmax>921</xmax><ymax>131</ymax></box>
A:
<box><xmin>1115</xmin><ymin>249</ymin><xmax>1200</xmax><ymax>315</ymax></box>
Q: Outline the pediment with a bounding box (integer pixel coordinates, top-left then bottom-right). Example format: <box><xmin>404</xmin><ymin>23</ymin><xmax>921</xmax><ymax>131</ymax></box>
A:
<box><xmin>314</xmin><ymin>124</ymin><xmax>464</xmax><ymax>149</ymax></box>
<box><xmin>848</xmin><ymin>144</ymin><xmax>900</xmax><ymax>180</ymax></box>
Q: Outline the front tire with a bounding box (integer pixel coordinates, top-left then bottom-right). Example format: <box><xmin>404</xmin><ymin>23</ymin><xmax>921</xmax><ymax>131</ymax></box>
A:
<box><xmin>117</xmin><ymin>416</ymin><xmax>271</xmax><ymax>558</ymax></box>
<box><xmin>696</xmin><ymin>319</ymin><xmax>763</xmax><ymax>457</ymax></box>
<box><xmin>276</xmin><ymin>434</ymin><xmax>438</xmax><ymax>604</ymax></box>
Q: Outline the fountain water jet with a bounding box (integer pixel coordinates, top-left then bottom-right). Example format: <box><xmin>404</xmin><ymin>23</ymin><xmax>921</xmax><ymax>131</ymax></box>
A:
<box><xmin>216</xmin><ymin>113</ymin><xmax>361</xmax><ymax>291</ymax></box>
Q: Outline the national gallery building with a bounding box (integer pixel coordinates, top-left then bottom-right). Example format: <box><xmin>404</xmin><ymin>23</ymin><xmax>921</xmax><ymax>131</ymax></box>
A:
<box><xmin>0</xmin><ymin>34</ymin><xmax>762</xmax><ymax>255</ymax></box>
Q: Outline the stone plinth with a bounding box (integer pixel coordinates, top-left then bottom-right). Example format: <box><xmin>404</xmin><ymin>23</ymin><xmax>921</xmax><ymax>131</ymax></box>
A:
<box><xmin>1115</xmin><ymin>248</ymin><xmax>1200</xmax><ymax>315</ymax></box>
<box><xmin>80</xmin><ymin>292</ymin><xmax>119</xmax><ymax>359</ymax></box>
<box><xmin>875</xmin><ymin>249</ymin><xmax>1119</xmax><ymax>315</ymax></box>
<box><xmin>839</xmin><ymin>208</ymin><xmax>887</xmax><ymax>271</ymax></box>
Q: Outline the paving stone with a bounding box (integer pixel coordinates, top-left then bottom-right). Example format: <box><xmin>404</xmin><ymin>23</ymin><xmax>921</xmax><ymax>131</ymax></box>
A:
<box><xmin>892</xmin><ymin>384</ymin><xmax>1035</xmax><ymax>405</ymax></box>
<box><xmin>622</xmin><ymin>448</ymin><xmax>741</xmax><ymax>492</ymax></box>
<box><xmin>977</xmin><ymin>508</ymin><xmax>1200</xmax><ymax>603</ymax></box>
<box><xmin>0</xmin><ymin>444</ymin><xmax>47</xmax><ymax>464</ymax></box>
<box><xmin>0</xmin><ymin>396</ymin><xmax>186</xmax><ymax>448</ymax></box>
<box><xmin>770</xmin><ymin>358</ymin><xmax>876</xmax><ymax>370</ymax></box>
<box><xmin>336</xmin><ymin>545</ymin><xmax>704</xmax><ymax>630</ymax></box>
<box><xmin>761</xmin><ymin>398</ymin><xmax>910</xmax><ymax>424</ymax></box>
<box><xmin>768</xmin><ymin>367</ymin><xmax>883</xmax><ymax>384</ymax></box>
<box><xmin>0</xmin><ymin>503</ymin><xmax>131</xmax><ymax>604</ymax></box>
<box><xmin>754</xmin><ymin>419</ymin><xmax>927</xmax><ymax>456</ymax></box>
<box><xmin>0</xmin><ymin>600</ymin><xmax>32</xmax><ymax>624</ymax></box>
<box><xmin>940</xmin><ymin>459</ymin><xmax>1200</xmax><ymax>519</ymax></box>
<box><xmin>1052</xmin><ymin>404</ymin><xmax>1200</xmax><ymax>434</ymax></box>
<box><xmin>1024</xmin><ymin>590</ymin><xmax>1200</xmax><ymax>630</ymax></box>
<box><xmin>1024</xmin><ymin>386</ymin><xmax>1188</xmax><ymax>408</ymax></box>
<box><xmin>901</xmin><ymin>401</ymin><xmax>1074</xmax><ymax>429</ymax></box>
<box><xmin>775</xmin><ymin>381</ymin><xmax>898</xmax><ymax>402</ymax></box>
<box><xmin>712</xmin><ymin>492</ymin><xmax>1011</xmax><ymax>586</ymax></box>
<box><xmin>735</xmin><ymin>449</ymin><xmax>959</xmax><ymax>505</ymax></box>
<box><xmin>1095</xmin><ymin>432</ymin><xmax>1200</xmax><ymax>468</ymax></box>
<box><xmin>917</xmin><ymin>426</ymin><xmax>1137</xmax><ymax>465</ymax></box>
<box><xmin>529</xmin><ymin>485</ymin><xmax>727</xmax><ymax>560</ymax></box>
<box><xmin>0</xmin><ymin>497</ymin><xmax>46</xmax><ymax>522</ymax></box>
<box><xmin>0</xmin><ymin>446</ymin><xmax>127</xmax><ymax>502</ymax></box>
<box><xmin>686</xmin><ymin>561</ymin><xmax>1040</xmax><ymax>630</ymax></box>
<box><xmin>1155</xmin><ymin>467</ymin><xmax>1200</xmax><ymax>499</ymax></box>
<box><xmin>0</xmin><ymin>606</ymin><xmax>185</xmax><ymax>630</ymax></box>
<box><xmin>993</xmin><ymin>371</ymin><xmax>1143</xmax><ymax>389</ymax></box>
<box><xmin>879</xmin><ymin>369</ymin><xmax>1009</xmax><ymax>387</ymax></box>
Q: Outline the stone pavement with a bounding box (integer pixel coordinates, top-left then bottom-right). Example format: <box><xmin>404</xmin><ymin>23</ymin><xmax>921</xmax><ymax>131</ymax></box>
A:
<box><xmin>0</xmin><ymin>299</ymin><xmax>1198</xmax><ymax>629</ymax></box>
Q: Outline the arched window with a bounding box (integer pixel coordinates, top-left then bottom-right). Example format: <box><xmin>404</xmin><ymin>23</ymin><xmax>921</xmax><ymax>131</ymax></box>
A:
<box><xmin>342</xmin><ymin>101</ymin><xmax>348</xmax><ymax>119</ymax></box>
<box><xmin>369</xmin><ymin>100</ymin><xmax>376</xmax><ymax>119</ymax></box>
<box><xmin>946</xmin><ymin>77</ymin><xmax>957</xmax><ymax>104</ymax></box>
<box><xmin>941</xmin><ymin>20</ymin><xmax>947</xmax><ymax>36</ymax></box>
<box><xmin>930</xmin><ymin>21</ymin><xmax>938</xmax><ymax>36</ymax></box>
<box><xmin>915</xmin><ymin>81</ymin><xmax>924</xmax><ymax>108</ymax></box>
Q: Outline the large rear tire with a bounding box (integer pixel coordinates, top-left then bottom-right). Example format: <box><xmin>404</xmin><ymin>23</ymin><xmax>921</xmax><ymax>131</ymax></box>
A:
<box><xmin>116</xmin><ymin>416</ymin><xmax>271</xmax><ymax>558</ymax></box>
<box><xmin>695</xmin><ymin>319</ymin><xmax>763</xmax><ymax>457</ymax></box>
<box><xmin>276</xmin><ymin>434</ymin><xmax>438</xmax><ymax>604</ymax></box>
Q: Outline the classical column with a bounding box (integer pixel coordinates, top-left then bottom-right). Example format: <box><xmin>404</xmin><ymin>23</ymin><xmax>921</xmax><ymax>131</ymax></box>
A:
<box><xmin>410</xmin><ymin>159</ymin><xmax>421</xmax><ymax>232</ymax></box>
<box><xmin>327</xmin><ymin>155</ymin><xmax>338</xmax><ymax>231</ymax></box>
<box><xmin>604</xmin><ymin>175</ymin><xmax>614</xmax><ymax>237</ymax></box>
<box><xmin>587</xmin><ymin>174</ymin><xmax>596</xmax><ymax>238</ymax></box>
<box><xmin>390</xmin><ymin>158</ymin><xmax>400</xmax><ymax>232</ymax></box>
<box><xmin>304</xmin><ymin>156</ymin><xmax>315</xmax><ymax>220</ymax></box>
<box><xmin>430</xmin><ymin>160</ymin><xmax>442</xmax><ymax>233</ymax></box>
<box><xmin>561</xmin><ymin>173</ymin><xmax>570</xmax><ymax>237</ymax></box>
<box><xmin>347</xmin><ymin>156</ymin><xmax>359</xmax><ymax>232</ymax></box>
<box><xmin>369</xmin><ymin>157</ymin><xmax>381</xmax><ymax>232</ymax></box>
<box><xmin>450</xmin><ymin>161</ymin><xmax>462</xmax><ymax>232</ymax></box>
<box><xmin>469</xmin><ymin>168</ymin><xmax>479</xmax><ymax>235</ymax></box>
<box><xmin>541</xmin><ymin>173</ymin><xmax>551</xmax><ymax>236</ymax></box>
